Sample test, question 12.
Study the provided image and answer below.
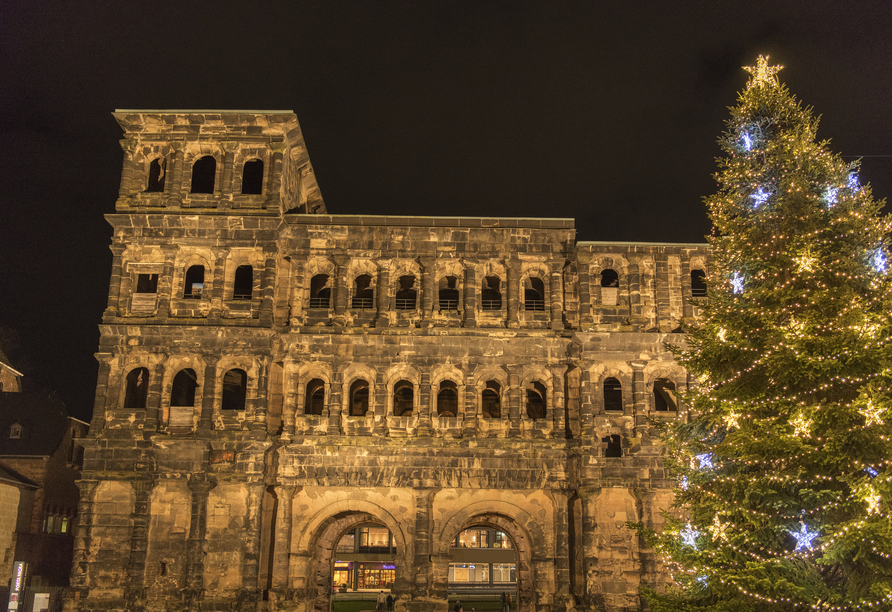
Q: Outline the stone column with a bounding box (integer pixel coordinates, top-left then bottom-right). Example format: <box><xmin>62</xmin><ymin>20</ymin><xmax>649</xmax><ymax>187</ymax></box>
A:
<box><xmin>156</xmin><ymin>245</ymin><xmax>178</xmax><ymax>319</ymax></box>
<box><xmin>168</xmin><ymin>142</ymin><xmax>185</xmax><ymax>205</ymax></box>
<box><xmin>417</xmin><ymin>371</ymin><xmax>432</xmax><ymax>437</ymax></box>
<box><xmin>117</xmin><ymin>262</ymin><xmax>133</xmax><ymax>315</ymax></box>
<box><xmin>126</xmin><ymin>479</ymin><xmax>155</xmax><ymax>599</ymax></box>
<box><xmin>549</xmin><ymin>259</ymin><xmax>565</xmax><ymax>331</ymax></box>
<box><xmin>576</xmin><ymin>252</ymin><xmax>594</xmax><ymax>330</ymax></box>
<box><xmin>507</xmin><ymin>259</ymin><xmax>521</xmax><ymax>328</ymax></box>
<box><xmin>118</xmin><ymin>138</ymin><xmax>139</xmax><ymax>198</ymax></box>
<box><xmin>627</xmin><ymin>253</ymin><xmax>644</xmax><ymax>325</ymax></box>
<box><xmin>103</xmin><ymin>243</ymin><xmax>126</xmax><ymax>319</ymax></box>
<box><xmin>90</xmin><ymin>353</ymin><xmax>114</xmax><ymax>432</ymax></box>
<box><xmin>288</xmin><ymin>258</ymin><xmax>305</xmax><ymax>327</ymax></box>
<box><xmin>373</xmin><ymin>368</ymin><xmax>388</xmax><ymax>437</ymax></box>
<box><xmin>282</xmin><ymin>360</ymin><xmax>298</xmax><ymax>437</ymax></box>
<box><xmin>461</xmin><ymin>364</ymin><xmax>478</xmax><ymax>438</ymax></box>
<box><xmin>631</xmin><ymin>361</ymin><xmax>646</xmax><ymax>421</ymax></box>
<box><xmin>410</xmin><ymin>488</ymin><xmax>436</xmax><ymax>600</ymax></box>
<box><xmin>144</xmin><ymin>359</ymin><xmax>167</xmax><ymax>433</ymax></box>
<box><xmin>69</xmin><ymin>479</ymin><xmax>98</xmax><ymax>589</ymax></box>
<box><xmin>578</xmin><ymin>364</ymin><xmax>595</xmax><ymax>440</ymax></box>
<box><xmin>197</xmin><ymin>355</ymin><xmax>220</xmax><ymax>432</ymax></box>
<box><xmin>265</xmin><ymin>146</ymin><xmax>285</xmax><ymax>211</ymax></box>
<box><xmin>259</xmin><ymin>250</ymin><xmax>277</xmax><ymax>326</ymax></box>
<box><xmin>508</xmin><ymin>368</ymin><xmax>521</xmax><ymax>437</ymax></box>
<box><xmin>549</xmin><ymin>489</ymin><xmax>574</xmax><ymax>608</ymax></box>
<box><xmin>208</xmin><ymin>247</ymin><xmax>230</xmax><ymax>322</ymax></box>
<box><xmin>654</xmin><ymin>254</ymin><xmax>671</xmax><ymax>331</ymax></box>
<box><xmin>240</xmin><ymin>482</ymin><xmax>266</xmax><ymax>605</ymax></box>
<box><xmin>332</xmin><ymin>254</ymin><xmax>349</xmax><ymax>326</ymax></box>
<box><xmin>462</xmin><ymin>262</ymin><xmax>477</xmax><ymax>328</ymax></box>
<box><xmin>328</xmin><ymin>364</ymin><xmax>343</xmax><ymax>434</ymax></box>
<box><xmin>271</xmin><ymin>485</ymin><xmax>296</xmax><ymax>589</ymax></box>
<box><xmin>220</xmin><ymin>142</ymin><xmax>238</xmax><ymax>201</ymax></box>
<box><xmin>251</xmin><ymin>357</ymin><xmax>270</xmax><ymax>433</ymax></box>
<box><xmin>419</xmin><ymin>256</ymin><xmax>435</xmax><ymax>327</ymax></box>
<box><xmin>184</xmin><ymin>476</ymin><xmax>216</xmax><ymax>608</ymax></box>
<box><xmin>681</xmin><ymin>257</ymin><xmax>694</xmax><ymax>319</ymax></box>
<box><xmin>549</xmin><ymin>364</ymin><xmax>568</xmax><ymax>439</ymax></box>
<box><xmin>375</xmin><ymin>260</ymin><xmax>391</xmax><ymax>328</ymax></box>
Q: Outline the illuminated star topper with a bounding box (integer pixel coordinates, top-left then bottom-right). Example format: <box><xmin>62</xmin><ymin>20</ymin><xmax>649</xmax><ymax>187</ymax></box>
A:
<box><xmin>744</xmin><ymin>55</ymin><xmax>783</xmax><ymax>87</ymax></box>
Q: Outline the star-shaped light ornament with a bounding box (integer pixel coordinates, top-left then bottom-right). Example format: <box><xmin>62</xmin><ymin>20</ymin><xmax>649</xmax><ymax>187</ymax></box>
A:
<box><xmin>681</xmin><ymin>524</ymin><xmax>700</xmax><ymax>549</ymax></box>
<box><xmin>743</xmin><ymin>55</ymin><xmax>783</xmax><ymax>88</ymax></box>
<box><xmin>750</xmin><ymin>187</ymin><xmax>771</xmax><ymax>208</ymax></box>
<box><xmin>865</xmin><ymin>489</ymin><xmax>881</xmax><ymax>515</ymax></box>
<box><xmin>723</xmin><ymin>410</ymin><xmax>741</xmax><ymax>430</ymax></box>
<box><xmin>789</xmin><ymin>519</ymin><xmax>819</xmax><ymax>552</ymax></box>
<box><xmin>696</xmin><ymin>453</ymin><xmax>714</xmax><ymax>469</ymax></box>
<box><xmin>872</xmin><ymin>248</ymin><xmax>888</xmax><ymax>274</ymax></box>
<box><xmin>708</xmin><ymin>515</ymin><xmax>729</xmax><ymax>542</ymax></box>
<box><xmin>794</xmin><ymin>251</ymin><xmax>818</xmax><ymax>274</ymax></box>
<box><xmin>791</xmin><ymin>412</ymin><xmax>812</xmax><ymax>437</ymax></box>
<box><xmin>858</xmin><ymin>399</ymin><xmax>885</xmax><ymax>427</ymax></box>
<box><xmin>717</xmin><ymin>327</ymin><xmax>727</xmax><ymax>342</ymax></box>
<box><xmin>730</xmin><ymin>272</ymin><xmax>745</xmax><ymax>295</ymax></box>
<box><xmin>824</xmin><ymin>186</ymin><xmax>839</xmax><ymax>208</ymax></box>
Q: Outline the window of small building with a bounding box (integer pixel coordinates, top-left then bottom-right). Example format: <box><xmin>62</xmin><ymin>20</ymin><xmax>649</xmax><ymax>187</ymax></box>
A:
<box><xmin>653</xmin><ymin>378</ymin><xmax>678</xmax><ymax>411</ymax></box>
<box><xmin>437</xmin><ymin>381</ymin><xmax>458</xmax><ymax>417</ymax></box>
<box><xmin>357</xmin><ymin>525</ymin><xmax>392</xmax><ymax>551</ymax></box>
<box><xmin>691</xmin><ymin>269</ymin><xmax>707</xmax><ymax>297</ymax></box>
<box><xmin>183</xmin><ymin>265</ymin><xmax>205</xmax><ymax>299</ymax></box>
<box><xmin>453</xmin><ymin>528</ymin><xmax>489</xmax><ymax>548</ymax></box>
<box><xmin>603</xmin><ymin>377</ymin><xmax>623</xmax><ymax>412</ymax></box>
<box><xmin>233</xmin><ymin>265</ymin><xmax>253</xmax><ymax>300</ymax></box>
<box><xmin>309</xmin><ymin>274</ymin><xmax>331</xmax><ymax>308</ymax></box>
<box><xmin>170</xmin><ymin>369</ymin><xmax>198</xmax><ymax>406</ymax></box>
<box><xmin>9</xmin><ymin>423</ymin><xmax>22</xmax><ymax>439</ymax></box>
<box><xmin>439</xmin><ymin>276</ymin><xmax>459</xmax><ymax>311</ymax></box>
<box><xmin>525</xmin><ymin>277</ymin><xmax>545</xmax><ymax>311</ymax></box>
<box><xmin>146</xmin><ymin>158</ymin><xmax>166</xmax><ymax>192</ymax></box>
<box><xmin>124</xmin><ymin>367</ymin><xmax>149</xmax><ymax>409</ymax></box>
<box><xmin>352</xmin><ymin>274</ymin><xmax>374</xmax><ymax>309</ymax></box>
<box><xmin>393</xmin><ymin>380</ymin><xmax>414</xmax><ymax>416</ymax></box>
<box><xmin>136</xmin><ymin>273</ymin><xmax>159</xmax><ymax>294</ymax></box>
<box><xmin>481</xmin><ymin>276</ymin><xmax>502</xmax><ymax>311</ymax></box>
<box><xmin>395</xmin><ymin>276</ymin><xmax>417</xmax><ymax>310</ymax></box>
<box><xmin>601</xmin><ymin>269</ymin><xmax>619</xmax><ymax>287</ymax></box>
<box><xmin>602</xmin><ymin>434</ymin><xmax>622</xmax><ymax>457</ymax></box>
<box><xmin>350</xmin><ymin>380</ymin><xmax>369</xmax><ymax>416</ymax></box>
<box><xmin>221</xmin><ymin>369</ymin><xmax>248</xmax><ymax>411</ymax></box>
<box><xmin>305</xmin><ymin>379</ymin><xmax>325</xmax><ymax>415</ymax></box>
<box><xmin>336</xmin><ymin>530</ymin><xmax>356</xmax><ymax>553</ymax></box>
<box><xmin>493</xmin><ymin>531</ymin><xmax>512</xmax><ymax>549</ymax></box>
<box><xmin>481</xmin><ymin>381</ymin><xmax>501</xmax><ymax>418</ymax></box>
<box><xmin>241</xmin><ymin>159</ymin><xmax>264</xmax><ymax>194</ymax></box>
<box><xmin>190</xmin><ymin>155</ymin><xmax>216</xmax><ymax>194</ymax></box>
<box><xmin>526</xmin><ymin>381</ymin><xmax>546</xmax><ymax>420</ymax></box>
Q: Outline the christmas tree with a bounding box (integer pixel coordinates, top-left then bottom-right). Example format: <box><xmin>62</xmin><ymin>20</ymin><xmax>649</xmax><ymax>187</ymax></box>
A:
<box><xmin>633</xmin><ymin>57</ymin><xmax>892</xmax><ymax>611</ymax></box>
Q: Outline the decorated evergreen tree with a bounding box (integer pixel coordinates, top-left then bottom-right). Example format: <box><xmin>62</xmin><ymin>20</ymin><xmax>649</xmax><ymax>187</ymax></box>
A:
<box><xmin>634</xmin><ymin>57</ymin><xmax>892</xmax><ymax>611</ymax></box>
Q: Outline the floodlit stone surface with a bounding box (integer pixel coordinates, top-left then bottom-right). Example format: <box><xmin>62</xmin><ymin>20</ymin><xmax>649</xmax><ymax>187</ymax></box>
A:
<box><xmin>69</xmin><ymin>111</ymin><xmax>710</xmax><ymax>612</ymax></box>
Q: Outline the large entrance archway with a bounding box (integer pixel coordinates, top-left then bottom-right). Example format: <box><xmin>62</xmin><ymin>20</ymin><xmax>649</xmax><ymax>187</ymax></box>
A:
<box><xmin>448</xmin><ymin>524</ymin><xmax>518</xmax><ymax>604</ymax></box>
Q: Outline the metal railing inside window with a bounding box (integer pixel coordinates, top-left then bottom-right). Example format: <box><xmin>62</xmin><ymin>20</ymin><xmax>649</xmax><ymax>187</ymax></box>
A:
<box><xmin>439</xmin><ymin>299</ymin><xmax>459</xmax><ymax>311</ymax></box>
<box><xmin>351</xmin><ymin>297</ymin><xmax>374</xmax><ymax>309</ymax></box>
<box><xmin>524</xmin><ymin>299</ymin><xmax>545</xmax><ymax>311</ymax></box>
<box><xmin>481</xmin><ymin>300</ymin><xmax>501</xmax><ymax>311</ymax></box>
<box><xmin>232</xmin><ymin>292</ymin><xmax>252</xmax><ymax>300</ymax></box>
<box><xmin>308</xmin><ymin>297</ymin><xmax>330</xmax><ymax>309</ymax></box>
<box><xmin>395</xmin><ymin>298</ymin><xmax>416</xmax><ymax>310</ymax></box>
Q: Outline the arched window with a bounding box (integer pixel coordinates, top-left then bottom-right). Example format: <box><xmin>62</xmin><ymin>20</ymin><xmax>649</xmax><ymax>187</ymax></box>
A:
<box><xmin>183</xmin><ymin>265</ymin><xmax>205</xmax><ymax>299</ymax></box>
<box><xmin>352</xmin><ymin>275</ymin><xmax>374</xmax><ymax>309</ymax></box>
<box><xmin>602</xmin><ymin>434</ymin><xmax>622</xmax><ymax>457</ymax></box>
<box><xmin>393</xmin><ymin>380</ymin><xmax>414</xmax><ymax>416</ymax></box>
<box><xmin>395</xmin><ymin>276</ymin><xmax>417</xmax><ymax>310</ymax></box>
<box><xmin>526</xmin><ymin>381</ymin><xmax>546</xmax><ymax>419</ymax></box>
<box><xmin>123</xmin><ymin>367</ymin><xmax>149</xmax><ymax>409</ymax></box>
<box><xmin>309</xmin><ymin>274</ymin><xmax>331</xmax><ymax>308</ymax></box>
<box><xmin>241</xmin><ymin>159</ymin><xmax>264</xmax><ymax>194</ymax></box>
<box><xmin>190</xmin><ymin>156</ymin><xmax>216</xmax><ymax>194</ymax></box>
<box><xmin>221</xmin><ymin>369</ymin><xmax>248</xmax><ymax>411</ymax></box>
<box><xmin>146</xmin><ymin>158</ymin><xmax>166</xmax><ymax>192</ymax></box>
<box><xmin>525</xmin><ymin>278</ymin><xmax>545</xmax><ymax>311</ymax></box>
<box><xmin>603</xmin><ymin>377</ymin><xmax>623</xmax><ymax>412</ymax></box>
<box><xmin>653</xmin><ymin>378</ymin><xmax>678</xmax><ymax>411</ymax></box>
<box><xmin>600</xmin><ymin>269</ymin><xmax>619</xmax><ymax>287</ymax></box>
<box><xmin>481</xmin><ymin>276</ymin><xmax>501</xmax><ymax>311</ymax></box>
<box><xmin>349</xmin><ymin>380</ymin><xmax>369</xmax><ymax>416</ymax></box>
<box><xmin>437</xmin><ymin>381</ymin><xmax>458</xmax><ymax>417</ymax></box>
<box><xmin>233</xmin><ymin>265</ymin><xmax>253</xmax><ymax>300</ymax></box>
<box><xmin>481</xmin><ymin>381</ymin><xmax>501</xmax><ymax>418</ymax></box>
<box><xmin>305</xmin><ymin>379</ymin><xmax>325</xmax><ymax>415</ymax></box>
<box><xmin>691</xmin><ymin>269</ymin><xmax>707</xmax><ymax>297</ymax></box>
<box><xmin>170</xmin><ymin>369</ymin><xmax>198</xmax><ymax>406</ymax></box>
<box><xmin>439</xmin><ymin>276</ymin><xmax>459</xmax><ymax>311</ymax></box>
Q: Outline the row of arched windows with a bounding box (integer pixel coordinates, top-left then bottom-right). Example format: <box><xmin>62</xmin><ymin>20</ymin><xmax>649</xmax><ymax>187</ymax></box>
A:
<box><xmin>597</xmin><ymin>268</ymin><xmax>706</xmax><ymax>295</ymax></box>
<box><xmin>124</xmin><ymin>366</ymin><xmax>248</xmax><ymax>411</ymax></box>
<box><xmin>144</xmin><ymin>157</ymin><xmax>264</xmax><ymax>195</ymax></box>
<box><xmin>180</xmin><ymin>264</ymin><xmax>253</xmax><ymax>300</ymax></box>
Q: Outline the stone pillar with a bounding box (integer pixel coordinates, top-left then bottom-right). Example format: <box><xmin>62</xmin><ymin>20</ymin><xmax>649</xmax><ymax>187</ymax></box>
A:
<box><xmin>239</xmin><ymin>482</ymin><xmax>266</xmax><ymax>607</ymax></box>
<box><xmin>417</xmin><ymin>371</ymin><xmax>432</xmax><ymax>437</ymax></box>
<box><xmin>681</xmin><ymin>257</ymin><xmax>694</xmax><ymax>319</ymax></box>
<box><xmin>288</xmin><ymin>258</ymin><xmax>305</xmax><ymax>327</ymax></box>
<box><xmin>375</xmin><ymin>260</ymin><xmax>391</xmax><ymax>328</ymax></box>
<box><xmin>549</xmin><ymin>364</ymin><xmax>568</xmax><ymax>439</ymax></box>
<box><xmin>410</xmin><ymin>488</ymin><xmax>436</xmax><ymax>601</ymax></box>
<box><xmin>126</xmin><ymin>478</ymin><xmax>155</xmax><ymax>601</ymax></box>
<box><xmin>328</xmin><ymin>364</ymin><xmax>343</xmax><ymax>434</ymax></box>
<box><xmin>168</xmin><ymin>142</ymin><xmax>185</xmax><ymax>205</ymax></box>
<box><xmin>508</xmin><ymin>368</ymin><xmax>521</xmax><ymax>437</ymax></box>
<box><xmin>549</xmin><ymin>259</ymin><xmax>565</xmax><ymax>331</ymax></box>
<box><xmin>271</xmin><ymin>485</ymin><xmax>296</xmax><ymax>589</ymax></box>
<box><xmin>627</xmin><ymin>253</ymin><xmax>644</xmax><ymax>325</ymax></box>
<box><xmin>90</xmin><ymin>353</ymin><xmax>114</xmax><ymax>432</ymax></box>
<box><xmin>144</xmin><ymin>359</ymin><xmax>167</xmax><ymax>433</ymax></box>
<box><xmin>462</xmin><ymin>262</ymin><xmax>477</xmax><ymax>328</ymax></box>
<box><xmin>251</xmin><ymin>357</ymin><xmax>270</xmax><ymax>433</ymax></box>
<box><xmin>208</xmin><ymin>247</ymin><xmax>230</xmax><ymax>322</ymax></box>
<box><xmin>577</xmin><ymin>252</ymin><xmax>594</xmax><ymax>330</ymax></box>
<box><xmin>578</xmin><ymin>364</ymin><xmax>595</xmax><ymax>440</ymax></box>
<box><xmin>184</xmin><ymin>476</ymin><xmax>216</xmax><ymax>608</ymax></box>
<box><xmin>282</xmin><ymin>360</ymin><xmax>298</xmax><ymax>437</ymax></box>
<box><xmin>259</xmin><ymin>250</ymin><xmax>277</xmax><ymax>326</ymax></box>
<box><xmin>332</xmin><ymin>254</ymin><xmax>349</xmax><ymax>326</ymax></box>
<box><xmin>118</xmin><ymin>138</ymin><xmax>139</xmax><ymax>198</ymax></box>
<box><xmin>507</xmin><ymin>259</ymin><xmax>521</xmax><ymax>328</ymax></box>
<box><xmin>654</xmin><ymin>254</ymin><xmax>672</xmax><ymax>331</ymax></box>
<box><xmin>461</xmin><ymin>364</ymin><xmax>478</xmax><ymax>438</ymax></box>
<box><xmin>197</xmin><ymin>355</ymin><xmax>220</xmax><ymax>432</ymax></box>
<box><xmin>103</xmin><ymin>243</ymin><xmax>126</xmax><ymax>319</ymax></box>
<box><xmin>117</xmin><ymin>262</ymin><xmax>133</xmax><ymax>316</ymax></box>
<box><xmin>265</xmin><ymin>147</ymin><xmax>284</xmax><ymax>211</ymax></box>
<box><xmin>631</xmin><ymin>361</ymin><xmax>646</xmax><ymax>421</ymax></box>
<box><xmin>419</xmin><ymin>256</ymin><xmax>435</xmax><ymax>327</ymax></box>
<box><xmin>549</xmin><ymin>489</ymin><xmax>574</xmax><ymax>608</ymax></box>
<box><xmin>69</xmin><ymin>479</ymin><xmax>98</xmax><ymax>589</ymax></box>
<box><xmin>220</xmin><ymin>142</ymin><xmax>238</xmax><ymax>200</ymax></box>
<box><xmin>373</xmin><ymin>368</ymin><xmax>388</xmax><ymax>436</ymax></box>
<box><xmin>590</xmin><ymin>265</ymin><xmax>602</xmax><ymax>315</ymax></box>
<box><xmin>156</xmin><ymin>245</ymin><xmax>178</xmax><ymax>318</ymax></box>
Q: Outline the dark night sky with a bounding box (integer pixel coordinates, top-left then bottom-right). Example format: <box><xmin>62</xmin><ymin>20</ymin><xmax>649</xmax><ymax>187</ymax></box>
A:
<box><xmin>2</xmin><ymin>1</ymin><xmax>891</xmax><ymax>422</ymax></box>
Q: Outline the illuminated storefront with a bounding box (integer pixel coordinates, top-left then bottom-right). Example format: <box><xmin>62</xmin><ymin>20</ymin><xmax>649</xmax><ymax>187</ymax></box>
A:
<box><xmin>334</xmin><ymin>524</ymin><xmax>397</xmax><ymax>591</ymax></box>
<box><xmin>449</xmin><ymin>527</ymin><xmax>517</xmax><ymax>591</ymax></box>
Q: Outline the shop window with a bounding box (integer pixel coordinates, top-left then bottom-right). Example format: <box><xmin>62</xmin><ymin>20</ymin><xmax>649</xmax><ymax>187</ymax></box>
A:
<box><xmin>454</xmin><ymin>528</ymin><xmax>489</xmax><ymax>548</ymax></box>
<box><xmin>170</xmin><ymin>369</ymin><xmax>198</xmax><ymax>406</ymax></box>
<box><xmin>357</xmin><ymin>525</ymin><xmax>392</xmax><ymax>551</ymax></box>
<box><xmin>439</xmin><ymin>276</ymin><xmax>459</xmax><ymax>311</ymax></box>
<box><xmin>654</xmin><ymin>378</ymin><xmax>678</xmax><ymax>411</ymax></box>
<box><xmin>525</xmin><ymin>277</ymin><xmax>545</xmax><ymax>311</ymax></box>
<box><xmin>395</xmin><ymin>276</ymin><xmax>417</xmax><ymax>310</ymax></box>
<box><xmin>481</xmin><ymin>381</ymin><xmax>501</xmax><ymax>418</ymax></box>
<box><xmin>221</xmin><ymin>369</ymin><xmax>248</xmax><ymax>411</ymax></box>
<box><xmin>603</xmin><ymin>434</ymin><xmax>622</xmax><ymax>457</ymax></box>
<box><xmin>305</xmin><ymin>379</ymin><xmax>325</xmax><ymax>415</ymax></box>
<box><xmin>9</xmin><ymin>423</ymin><xmax>22</xmax><ymax>439</ymax></box>
<box><xmin>241</xmin><ymin>159</ymin><xmax>264</xmax><ymax>194</ymax></box>
<box><xmin>350</xmin><ymin>380</ymin><xmax>369</xmax><ymax>416</ymax></box>
<box><xmin>233</xmin><ymin>265</ymin><xmax>253</xmax><ymax>300</ymax></box>
<box><xmin>526</xmin><ymin>381</ymin><xmax>546</xmax><ymax>419</ymax></box>
<box><xmin>146</xmin><ymin>158</ymin><xmax>166</xmax><ymax>192</ymax></box>
<box><xmin>601</xmin><ymin>269</ymin><xmax>619</xmax><ymax>287</ymax></box>
<box><xmin>183</xmin><ymin>265</ymin><xmax>205</xmax><ymax>299</ymax></box>
<box><xmin>352</xmin><ymin>274</ymin><xmax>374</xmax><ymax>309</ymax></box>
<box><xmin>603</xmin><ymin>377</ymin><xmax>623</xmax><ymax>412</ymax></box>
<box><xmin>481</xmin><ymin>276</ymin><xmax>501</xmax><ymax>311</ymax></box>
<box><xmin>393</xmin><ymin>380</ymin><xmax>414</xmax><ymax>416</ymax></box>
<box><xmin>691</xmin><ymin>269</ymin><xmax>707</xmax><ymax>297</ymax></box>
<box><xmin>124</xmin><ymin>367</ymin><xmax>149</xmax><ymax>409</ymax></box>
<box><xmin>493</xmin><ymin>531</ymin><xmax>512</xmax><ymax>549</ymax></box>
<box><xmin>309</xmin><ymin>274</ymin><xmax>331</xmax><ymax>308</ymax></box>
<box><xmin>190</xmin><ymin>155</ymin><xmax>216</xmax><ymax>194</ymax></box>
<box><xmin>437</xmin><ymin>381</ymin><xmax>458</xmax><ymax>417</ymax></box>
<box><xmin>491</xmin><ymin>563</ymin><xmax>516</xmax><ymax>584</ymax></box>
<box><xmin>136</xmin><ymin>273</ymin><xmax>159</xmax><ymax>293</ymax></box>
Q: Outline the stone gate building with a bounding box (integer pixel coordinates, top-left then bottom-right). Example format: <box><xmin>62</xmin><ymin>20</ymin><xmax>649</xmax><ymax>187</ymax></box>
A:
<box><xmin>69</xmin><ymin>110</ymin><xmax>710</xmax><ymax>612</ymax></box>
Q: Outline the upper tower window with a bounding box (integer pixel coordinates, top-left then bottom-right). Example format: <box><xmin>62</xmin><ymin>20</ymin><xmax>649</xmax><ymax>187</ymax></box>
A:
<box><xmin>439</xmin><ymin>276</ymin><xmax>459</xmax><ymax>311</ymax></box>
<box><xmin>691</xmin><ymin>269</ymin><xmax>707</xmax><ymax>297</ymax></box>
<box><xmin>601</xmin><ymin>269</ymin><xmax>619</xmax><ymax>287</ymax></box>
<box><xmin>241</xmin><ymin>160</ymin><xmax>264</xmax><ymax>194</ymax></box>
<box><xmin>221</xmin><ymin>369</ymin><xmax>248</xmax><ymax>411</ymax></box>
<box><xmin>393</xmin><ymin>381</ymin><xmax>414</xmax><ymax>416</ymax></box>
<box><xmin>233</xmin><ymin>265</ymin><xmax>253</xmax><ymax>300</ymax></box>
<box><xmin>352</xmin><ymin>275</ymin><xmax>374</xmax><ymax>309</ymax></box>
<box><xmin>525</xmin><ymin>381</ymin><xmax>546</xmax><ymax>419</ymax></box>
<box><xmin>309</xmin><ymin>274</ymin><xmax>331</xmax><ymax>308</ymax></box>
<box><xmin>124</xmin><ymin>367</ymin><xmax>149</xmax><ymax>409</ymax></box>
<box><xmin>305</xmin><ymin>379</ymin><xmax>325</xmax><ymax>415</ymax></box>
<box><xmin>183</xmin><ymin>266</ymin><xmax>205</xmax><ymax>299</ymax></box>
<box><xmin>481</xmin><ymin>381</ymin><xmax>501</xmax><ymax>418</ymax></box>
<box><xmin>146</xmin><ymin>158</ymin><xmax>166</xmax><ymax>192</ymax></box>
<box><xmin>654</xmin><ymin>378</ymin><xmax>678</xmax><ymax>411</ymax></box>
<box><xmin>190</xmin><ymin>156</ymin><xmax>216</xmax><ymax>194</ymax></box>
<box><xmin>437</xmin><ymin>381</ymin><xmax>458</xmax><ymax>417</ymax></box>
<box><xmin>170</xmin><ymin>369</ymin><xmax>198</xmax><ymax>407</ymax></box>
<box><xmin>395</xmin><ymin>276</ymin><xmax>417</xmax><ymax>310</ymax></box>
<box><xmin>604</xmin><ymin>377</ymin><xmax>623</xmax><ymax>412</ymax></box>
<box><xmin>525</xmin><ymin>278</ymin><xmax>545</xmax><ymax>311</ymax></box>
<box><xmin>481</xmin><ymin>277</ymin><xmax>501</xmax><ymax>311</ymax></box>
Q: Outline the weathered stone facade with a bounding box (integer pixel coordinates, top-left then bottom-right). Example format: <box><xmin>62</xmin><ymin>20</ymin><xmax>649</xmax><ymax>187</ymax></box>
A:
<box><xmin>71</xmin><ymin>111</ymin><xmax>710</xmax><ymax>612</ymax></box>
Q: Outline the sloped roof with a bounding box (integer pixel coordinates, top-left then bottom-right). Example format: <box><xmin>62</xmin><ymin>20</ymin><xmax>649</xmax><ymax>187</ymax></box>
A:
<box><xmin>0</xmin><ymin>393</ymin><xmax>72</xmax><ymax>457</ymax></box>
<box><xmin>0</xmin><ymin>347</ymin><xmax>23</xmax><ymax>377</ymax></box>
<box><xmin>0</xmin><ymin>460</ymin><xmax>38</xmax><ymax>489</ymax></box>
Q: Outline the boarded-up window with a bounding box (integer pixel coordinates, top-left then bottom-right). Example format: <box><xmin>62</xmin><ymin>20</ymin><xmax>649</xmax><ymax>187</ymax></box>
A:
<box><xmin>601</xmin><ymin>269</ymin><xmax>619</xmax><ymax>306</ymax></box>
